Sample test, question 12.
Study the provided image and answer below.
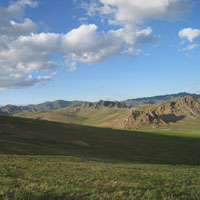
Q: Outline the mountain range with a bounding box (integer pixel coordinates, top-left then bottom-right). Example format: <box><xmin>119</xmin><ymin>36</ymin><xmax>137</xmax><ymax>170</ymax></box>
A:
<box><xmin>1</xmin><ymin>92</ymin><xmax>200</xmax><ymax>115</ymax></box>
<box><xmin>122</xmin><ymin>92</ymin><xmax>200</xmax><ymax>107</ymax></box>
<box><xmin>9</xmin><ymin>96</ymin><xmax>200</xmax><ymax>130</ymax></box>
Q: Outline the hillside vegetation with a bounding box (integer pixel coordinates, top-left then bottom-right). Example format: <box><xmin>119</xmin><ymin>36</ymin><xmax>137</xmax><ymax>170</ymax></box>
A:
<box><xmin>2</xmin><ymin>95</ymin><xmax>200</xmax><ymax>199</ymax></box>
<box><xmin>14</xmin><ymin>101</ymin><xmax>130</xmax><ymax>129</ymax></box>
<box><xmin>1</xmin><ymin>114</ymin><xmax>200</xmax><ymax>164</ymax></box>
<box><xmin>14</xmin><ymin>96</ymin><xmax>200</xmax><ymax>130</ymax></box>
<box><xmin>1</xmin><ymin>115</ymin><xmax>200</xmax><ymax>199</ymax></box>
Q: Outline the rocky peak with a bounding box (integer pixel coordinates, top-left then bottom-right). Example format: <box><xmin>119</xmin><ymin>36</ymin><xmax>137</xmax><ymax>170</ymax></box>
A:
<box><xmin>124</xmin><ymin>96</ymin><xmax>200</xmax><ymax>129</ymax></box>
<box><xmin>81</xmin><ymin>102</ymin><xmax>94</xmax><ymax>108</ymax></box>
<box><xmin>155</xmin><ymin>96</ymin><xmax>200</xmax><ymax>117</ymax></box>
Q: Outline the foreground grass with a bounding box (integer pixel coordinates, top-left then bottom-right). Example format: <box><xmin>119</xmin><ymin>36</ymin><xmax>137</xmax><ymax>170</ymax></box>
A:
<box><xmin>1</xmin><ymin>155</ymin><xmax>200</xmax><ymax>200</ymax></box>
<box><xmin>1</xmin><ymin>115</ymin><xmax>200</xmax><ymax>199</ymax></box>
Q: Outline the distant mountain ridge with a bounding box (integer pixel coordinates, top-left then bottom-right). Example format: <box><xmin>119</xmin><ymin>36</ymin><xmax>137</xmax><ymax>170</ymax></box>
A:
<box><xmin>122</xmin><ymin>92</ymin><xmax>200</xmax><ymax>108</ymax></box>
<box><xmin>0</xmin><ymin>100</ymin><xmax>84</xmax><ymax>115</ymax></box>
<box><xmin>1</xmin><ymin>92</ymin><xmax>200</xmax><ymax>115</ymax></box>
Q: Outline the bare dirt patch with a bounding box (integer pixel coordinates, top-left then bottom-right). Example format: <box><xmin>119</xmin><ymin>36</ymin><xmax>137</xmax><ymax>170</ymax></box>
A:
<box><xmin>69</xmin><ymin>140</ymin><xmax>90</xmax><ymax>147</ymax></box>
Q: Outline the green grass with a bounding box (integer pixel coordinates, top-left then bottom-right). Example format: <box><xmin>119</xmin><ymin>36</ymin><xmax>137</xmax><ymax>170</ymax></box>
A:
<box><xmin>1</xmin><ymin>156</ymin><xmax>200</xmax><ymax>200</ymax></box>
<box><xmin>1</xmin><ymin>115</ymin><xmax>200</xmax><ymax>199</ymax></box>
<box><xmin>14</xmin><ymin>107</ymin><xmax>129</xmax><ymax>129</ymax></box>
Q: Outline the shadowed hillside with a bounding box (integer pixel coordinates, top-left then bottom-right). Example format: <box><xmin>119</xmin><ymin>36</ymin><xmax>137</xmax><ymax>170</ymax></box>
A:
<box><xmin>1</xmin><ymin>115</ymin><xmax>200</xmax><ymax>165</ymax></box>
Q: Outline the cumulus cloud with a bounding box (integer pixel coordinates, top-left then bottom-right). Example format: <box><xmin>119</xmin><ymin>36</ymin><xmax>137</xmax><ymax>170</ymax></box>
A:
<box><xmin>0</xmin><ymin>0</ymin><xmax>37</xmax><ymax>36</ymax></box>
<box><xmin>179</xmin><ymin>28</ymin><xmax>200</xmax><ymax>42</ymax></box>
<box><xmin>0</xmin><ymin>0</ymin><xmax>194</xmax><ymax>89</ymax></box>
<box><xmin>83</xmin><ymin>0</ymin><xmax>191</xmax><ymax>28</ymax></box>
<box><xmin>0</xmin><ymin>74</ymin><xmax>52</xmax><ymax>90</ymax></box>
<box><xmin>62</xmin><ymin>24</ymin><xmax>159</xmax><ymax>64</ymax></box>
<box><xmin>0</xmin><ymin>1</ymin><xmax>56</xmax><ymax>89</ymax></box>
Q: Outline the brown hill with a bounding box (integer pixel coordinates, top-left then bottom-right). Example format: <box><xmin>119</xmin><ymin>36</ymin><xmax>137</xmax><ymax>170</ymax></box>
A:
<box><xmin>81</xmin><ymin>100</ymin><xmax>127</xmax><ymax>109</ymax></box>
<box><xmin>124</xmin><ymin>96</ymin><xmax>200</xmax><ymax>129</ymax></box>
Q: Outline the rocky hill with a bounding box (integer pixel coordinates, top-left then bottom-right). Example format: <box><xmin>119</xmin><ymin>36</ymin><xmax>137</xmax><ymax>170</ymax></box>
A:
<box><xmin>122</xmin><ymin>92</ymin><xmax>200</xmax><ymax>108</ymax></box>
<box><xmin>124</xmin><ymin>96</ymin><xmax>200</xmax><ymax>129</ymax></box>
<box><xmin>81</xmin><ymin>100</ymin><xmax>127</xmax><ymax>109</ymax></box>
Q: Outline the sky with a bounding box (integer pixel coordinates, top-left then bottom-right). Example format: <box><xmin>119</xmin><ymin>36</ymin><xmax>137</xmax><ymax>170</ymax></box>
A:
<box><xmin>0</xmin><ymin>0</ymin><xmax>200</xmax><ymax>105</ymax></box>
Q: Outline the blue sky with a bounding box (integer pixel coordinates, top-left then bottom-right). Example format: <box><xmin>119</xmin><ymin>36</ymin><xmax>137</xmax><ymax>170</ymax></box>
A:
<box><xmin>0</xmin><ymin>0</ymin><xmax>200</xmax><ymax>105</ymax></box>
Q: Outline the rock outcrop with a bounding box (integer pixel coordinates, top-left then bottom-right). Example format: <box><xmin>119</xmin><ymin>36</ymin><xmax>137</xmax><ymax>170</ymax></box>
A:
<box><xmin>81</xmin><ymin>100</ymin><xmax>127</xmax><ymax>109</ymax></box>
<box><xmin>94</xmin><ymin>100</ymin><xmax>127</xmax><ymax>108</ymax></box>
<box><xmin>124</xmin><ymin>96</ymin><xmax>200</xmax><ymax>129</ymax></box>
<box><xmin>81</xmin><ymin>102</ymin><xmax>94</xmax><ymax>109</ymax></box>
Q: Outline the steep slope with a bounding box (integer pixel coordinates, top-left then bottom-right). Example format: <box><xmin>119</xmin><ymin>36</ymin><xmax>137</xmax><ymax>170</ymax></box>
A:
<box><xmin>124</xmin><ymin>96</ymin><xmax>200</xmax><ymax>129</ymax></box>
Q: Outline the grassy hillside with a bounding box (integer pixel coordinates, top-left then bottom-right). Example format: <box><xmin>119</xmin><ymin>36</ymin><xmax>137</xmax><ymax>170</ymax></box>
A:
<box><xmin>1</xmin><ymin>115</ymin><xmax>200</xmax><ymax>164</ymax></box>
<box><xmin>14</xmin><ymin>106</ymin><xmax>130</xmax><ymax>129</ymax></box>
<box><xmin>13</xmin><ymin>96</ymin><xmax>200</xmax><ymax>131</ymax></box>
<box><xmin>1</xmin><ymin>115</ymin><xmax>200</xmax><ymax>199</ymax></box>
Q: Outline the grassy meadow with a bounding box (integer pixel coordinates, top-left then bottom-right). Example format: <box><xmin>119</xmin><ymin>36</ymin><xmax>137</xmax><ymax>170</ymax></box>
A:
<box><xmin>1</xmin><ymin>115</ymin><xmax>200</xmax><ymax>199</ymax></box>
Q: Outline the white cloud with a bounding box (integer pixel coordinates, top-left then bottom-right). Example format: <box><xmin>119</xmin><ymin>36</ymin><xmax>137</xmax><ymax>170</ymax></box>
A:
<box><xmin>0</xmin><ymin>0</ymin><xmax>55</xmax><ymax>89</ymax></box>
<box><xmin>0</xmin><ymin>0</ymin><xmax>37</xmax><ymax>36</ymax></box>
<box><xmin>68</xmin><ymin>62</ymin><xmax>77</xmax><ymax>72</ymax></box>
<box><xmin>83</xmin><ymin>0</ymin><xmax>191</xmax><ymax>28</ymax></box>
<box><xmin>0</xmin><ymin>0</ymin><xmax>194</xmax><ymax>90</ymax></box>
<box><xmin>1</xmin><ymin>13</ymin><xmax>157</xmax><ymax>89</ymax></box>
<box><xmin>62</xmin><ymin>24</ymin><xmax>159</xmax><ymax>64</ymax></box>
<box><xmin>78</xmin><ymin>17</ymin><xmax>88</xmax><ymax>22</ymax></box>
<box><xmin>182</xmin><ymin>43</ymin><xmax>199</xmax><ymax>51</ymax></box>
<box><xmin>123</xmin><ymin>47</ymin><xmax>142</xmax><ymax>57</ymax></box>
<box><xmin>0</xmin><ymin>74</ymin><xmax>52</xmax><ymax>90</ymax></box>
<box><xmin>179</xmin><ymin>28</ymin><xmax>200</xmax><ymax>42</ymax></box>
<box><xmin>0</xmin><ymin>18</ymin><xmax>37</xmax><ymax>36</ymax></box>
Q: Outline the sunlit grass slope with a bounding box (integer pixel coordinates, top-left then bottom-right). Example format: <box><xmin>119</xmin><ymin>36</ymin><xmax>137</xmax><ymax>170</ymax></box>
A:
<box><xmin>14</xmin><ymin>106</ymin><xmax>130</xmax><ymax>129</ymax></box>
